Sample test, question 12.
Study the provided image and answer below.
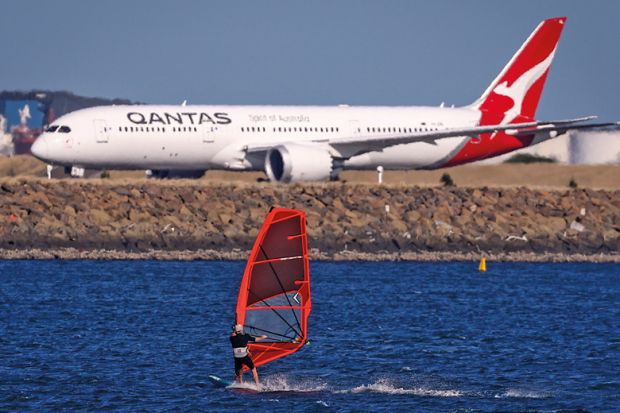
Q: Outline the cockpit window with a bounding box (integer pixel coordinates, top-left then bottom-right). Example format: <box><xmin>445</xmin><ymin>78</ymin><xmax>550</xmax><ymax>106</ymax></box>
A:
<box><xmin>58</xmin><ymin>126</ymin><xmax>71</xmax><ymax>133</ymax></box>
<box><xmin>45</xmin><ymin>125</ymin><xmax>59</xmax><ymax>132</ymax></box>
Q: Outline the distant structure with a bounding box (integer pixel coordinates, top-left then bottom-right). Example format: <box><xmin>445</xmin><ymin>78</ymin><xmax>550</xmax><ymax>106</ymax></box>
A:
<box><xmin>569</xmin><ymin>131</ymin><xmax>620</xmax><ymax>164</ymax></box>
<box><xmin>482</xmin><ymin>131</ymin><xmax>620</xmax><ymax>165</ymax></box>
<box><xmin>0</xmin><ymin>114</ymin><xmax>12</xmax><ymax>155</ymax></box>
<box><xmin>0</xmin><ymin>91</ymin><xmax>134</xmax><ymax>155</ymax></box>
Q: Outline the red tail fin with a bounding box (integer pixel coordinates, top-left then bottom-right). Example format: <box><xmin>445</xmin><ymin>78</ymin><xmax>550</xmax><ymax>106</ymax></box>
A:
<box><xmin>472</xmin><ymin>17</ymin><xmax>566</xmax><ymax>124</ymax></box>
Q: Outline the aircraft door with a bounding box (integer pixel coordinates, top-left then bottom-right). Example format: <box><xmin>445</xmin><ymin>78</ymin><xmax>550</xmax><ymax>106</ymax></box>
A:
<box><xmin>349</xmin><ymin>120</ymin><xmax>361</xmax><ymax>135</ymax></box>
<box><xmin>94</xmin><ymin>119</ymin><xmax>109</xmax><ymax>143</ymax></box>
<box><xmin>202</xmin><ymin>125</ymin><xmax>217</xmax><ymax>143</ymax></box>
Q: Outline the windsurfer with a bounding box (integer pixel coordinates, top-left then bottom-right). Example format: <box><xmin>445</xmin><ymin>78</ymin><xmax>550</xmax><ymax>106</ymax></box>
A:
<box><xmin>230</xmin><ymin>324</ymin><xmax>268</xmax><ymax>385</ymax></box>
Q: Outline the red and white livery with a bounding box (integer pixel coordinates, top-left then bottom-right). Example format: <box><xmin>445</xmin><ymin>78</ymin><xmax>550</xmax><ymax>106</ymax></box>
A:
<box><xmin>32</xmin><ymin>17</ymin><xmax>618</xmax><ymax>182</ymax></box>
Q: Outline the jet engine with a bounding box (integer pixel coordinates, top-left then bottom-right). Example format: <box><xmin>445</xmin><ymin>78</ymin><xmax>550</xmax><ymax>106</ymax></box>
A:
<box><xmin>264</xmin><ymin>144</ymin><xmax>338</xmax><ymax>182</ymax></box>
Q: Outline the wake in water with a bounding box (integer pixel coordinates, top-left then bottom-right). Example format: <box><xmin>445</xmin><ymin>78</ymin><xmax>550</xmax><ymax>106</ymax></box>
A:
<box><xmin>225</xmin><ymin>374</ymin><xmax>461</xmax><ymax>397</ymax></box>
<box><xmin>222</xmin><ymin>373</ymin><xmax>551</xmax><ymax>401</ymax></box>
<box><xmin>260</xmin><ymin>374</ymin><xmax>328</xmax><ymax>393</ymax></box>
<box><xmin>226</xmin><ymin>374</ymin><xmax>327</xmax><ymax>393</ymax></box>
<box><xmin>342</xmin><ymin>378</ymin><xmax>463</xmax><ymax>397</ymax></box>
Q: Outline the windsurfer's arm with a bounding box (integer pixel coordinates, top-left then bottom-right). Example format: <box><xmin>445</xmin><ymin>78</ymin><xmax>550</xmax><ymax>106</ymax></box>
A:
<box><xmin>254</xmin><ymin>335</ymin><xmax>268</xmax><ymax>342</ymax></box>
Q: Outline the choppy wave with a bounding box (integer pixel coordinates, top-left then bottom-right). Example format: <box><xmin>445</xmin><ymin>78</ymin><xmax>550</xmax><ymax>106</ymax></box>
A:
<box><xmin>494</xmin><ymin>388</ymin><xmax>551</xmax><ymax>399</ymax></box>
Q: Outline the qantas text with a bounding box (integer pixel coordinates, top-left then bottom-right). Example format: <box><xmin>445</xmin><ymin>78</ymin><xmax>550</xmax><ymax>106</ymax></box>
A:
<box><xmin>127</xmin><ymin>112</ymin><xmax>232</xmax><ymax>125</ymax></box>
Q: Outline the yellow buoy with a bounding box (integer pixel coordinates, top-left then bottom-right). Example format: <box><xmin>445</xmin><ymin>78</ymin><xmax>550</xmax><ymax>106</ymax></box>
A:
<box><xmin>478</xmin><ymin>257</ymin><xmax>487</xmax><ymax>272</ymax></box>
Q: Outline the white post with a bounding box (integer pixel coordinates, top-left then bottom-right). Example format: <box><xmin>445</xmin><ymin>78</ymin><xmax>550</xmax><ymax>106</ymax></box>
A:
<box><xmin>46</xmin><ymin>164</ymin><xmax>53</xmax><ymax>179</ymax></box>
<box><xmin>376</xmin><ymin>165</ymin><xmax>384</xmax><ymax>184</ymax></box>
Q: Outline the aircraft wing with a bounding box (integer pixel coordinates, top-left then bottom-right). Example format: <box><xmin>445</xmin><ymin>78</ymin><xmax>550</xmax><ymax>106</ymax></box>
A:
<box><xmin>243</xmin><ymin>116</ymin><xmax>620</xmax><ymax>157</ymax></box>
<box><xmin>324</xmin><ymin>116</ymin><xmax>620</xmax><ymax>157</ymax></box>
<box><xmin>327</xmin><ymin>116</ymin><xmax>607</xmax><ymax>146</ymax></box>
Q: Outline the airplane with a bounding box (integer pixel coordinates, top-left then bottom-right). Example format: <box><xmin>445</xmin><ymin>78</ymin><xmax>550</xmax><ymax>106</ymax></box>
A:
<box><xmin>31</xmin><ymin>17</ymin><xmax>618</xmax><ymax>182</ymax></box>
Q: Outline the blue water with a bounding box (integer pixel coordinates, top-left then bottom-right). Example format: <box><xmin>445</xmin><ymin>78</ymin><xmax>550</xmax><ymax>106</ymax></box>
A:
<box><xmin>1</xmin><ymin>260</ymin><xmax>619</xmax><ymax>412</ymax></box>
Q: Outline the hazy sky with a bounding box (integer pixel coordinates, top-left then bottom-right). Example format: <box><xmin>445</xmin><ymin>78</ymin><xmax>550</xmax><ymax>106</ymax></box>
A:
<box><xmin>1</xmin><ymin>1</ymin><xmax>619</xmax><ymax>120</ymax></box>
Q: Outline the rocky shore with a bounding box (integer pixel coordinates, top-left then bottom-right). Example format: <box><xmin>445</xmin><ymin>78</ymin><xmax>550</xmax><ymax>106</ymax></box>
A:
<box><xmin>1</xmin><ymin>178</ymin><xmax>619</xmax><ymax>261</ymax></box>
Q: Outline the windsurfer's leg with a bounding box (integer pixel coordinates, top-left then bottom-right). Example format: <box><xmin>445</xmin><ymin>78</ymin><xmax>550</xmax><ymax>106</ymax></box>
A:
<box><xmin>234</xmin><ymin>359</ymin><xmax>243</xmax><ymax>383</ymax></box>
<box><xmin>252</xmin><ymin>368</ymin><xmax>260</xmax><ymax>385</ymax></box>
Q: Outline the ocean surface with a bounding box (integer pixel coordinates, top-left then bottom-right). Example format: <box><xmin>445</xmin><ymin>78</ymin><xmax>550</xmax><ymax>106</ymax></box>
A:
<box><xmin>1</xmin><ymin>260</ymin><xmax>619</xmax><ymax>412</ymax></box>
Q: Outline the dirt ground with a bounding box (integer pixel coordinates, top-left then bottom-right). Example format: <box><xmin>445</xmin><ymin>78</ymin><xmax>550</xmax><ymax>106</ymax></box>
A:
<box><xmin>1</xmin><ymin>155</ymin><xmax>619</xmax><ymax>189</ymax></box>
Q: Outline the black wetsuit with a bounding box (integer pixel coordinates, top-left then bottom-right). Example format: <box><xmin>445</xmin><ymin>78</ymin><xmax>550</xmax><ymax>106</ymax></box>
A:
<box><xmin>230</xmin><ymin>333</ymin><xmax>256</xmax><ymax>375</ymax></box>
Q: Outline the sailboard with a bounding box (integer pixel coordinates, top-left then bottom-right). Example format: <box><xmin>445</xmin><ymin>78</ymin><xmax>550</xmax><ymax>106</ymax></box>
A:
<box><xmin>235</xmin><ymin>207</ymin><xmax>311</xmax><ymax>369</ymax></box>
<box><xmin>208</xmin><ymin>375</ymin><xmax>261</xmax><ymax>393</ymax></box>
<box><xmin>208</xmin><ymin>374</ymin><xmax>232</xmax><ymax>388</ymax></box>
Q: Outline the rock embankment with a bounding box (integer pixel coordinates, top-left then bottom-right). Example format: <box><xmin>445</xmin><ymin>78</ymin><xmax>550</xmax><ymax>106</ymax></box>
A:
<box><xmin>1</xmin><ymin>179</ymin><xmax>619</xmax><ymax>260</ymax></box>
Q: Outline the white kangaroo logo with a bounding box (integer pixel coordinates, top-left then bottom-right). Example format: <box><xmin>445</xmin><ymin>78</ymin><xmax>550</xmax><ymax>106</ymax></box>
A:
<box><xmin>492</xmin><ymin>47</ymin><xmax>557</xmax><ymax>126</ymax></box>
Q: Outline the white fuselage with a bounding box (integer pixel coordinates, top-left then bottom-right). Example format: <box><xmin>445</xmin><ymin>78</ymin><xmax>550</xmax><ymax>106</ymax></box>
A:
<box><xmin>33</xmin><ymin>104</ymin><xmax>480</xmax><ymax>171</ymax></box>
<box><xmin>31</xmin><ymin>17</ymin><xmax>583</xmax><ymax>180</ymax></box>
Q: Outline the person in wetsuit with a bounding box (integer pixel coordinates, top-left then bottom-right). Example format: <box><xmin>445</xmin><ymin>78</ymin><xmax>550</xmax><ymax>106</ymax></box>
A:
<box><xmin>230</xmin><ymin>324</ymin><xmax>267</xmax><ymax>385</ymax></box>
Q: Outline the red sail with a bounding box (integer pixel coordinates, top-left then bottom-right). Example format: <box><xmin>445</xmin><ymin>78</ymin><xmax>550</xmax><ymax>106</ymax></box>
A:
<box><xmin>235</xmin><ymin>208</ymin><xmax>311</xmax><ymax>368</ymax></box>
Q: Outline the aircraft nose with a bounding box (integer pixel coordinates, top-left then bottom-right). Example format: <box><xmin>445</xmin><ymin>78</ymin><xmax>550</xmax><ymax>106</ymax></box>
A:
<box><xmin>31</xmin><ymin>135</ymin><xmax>49</xmax><ymax>161</ymax></box>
